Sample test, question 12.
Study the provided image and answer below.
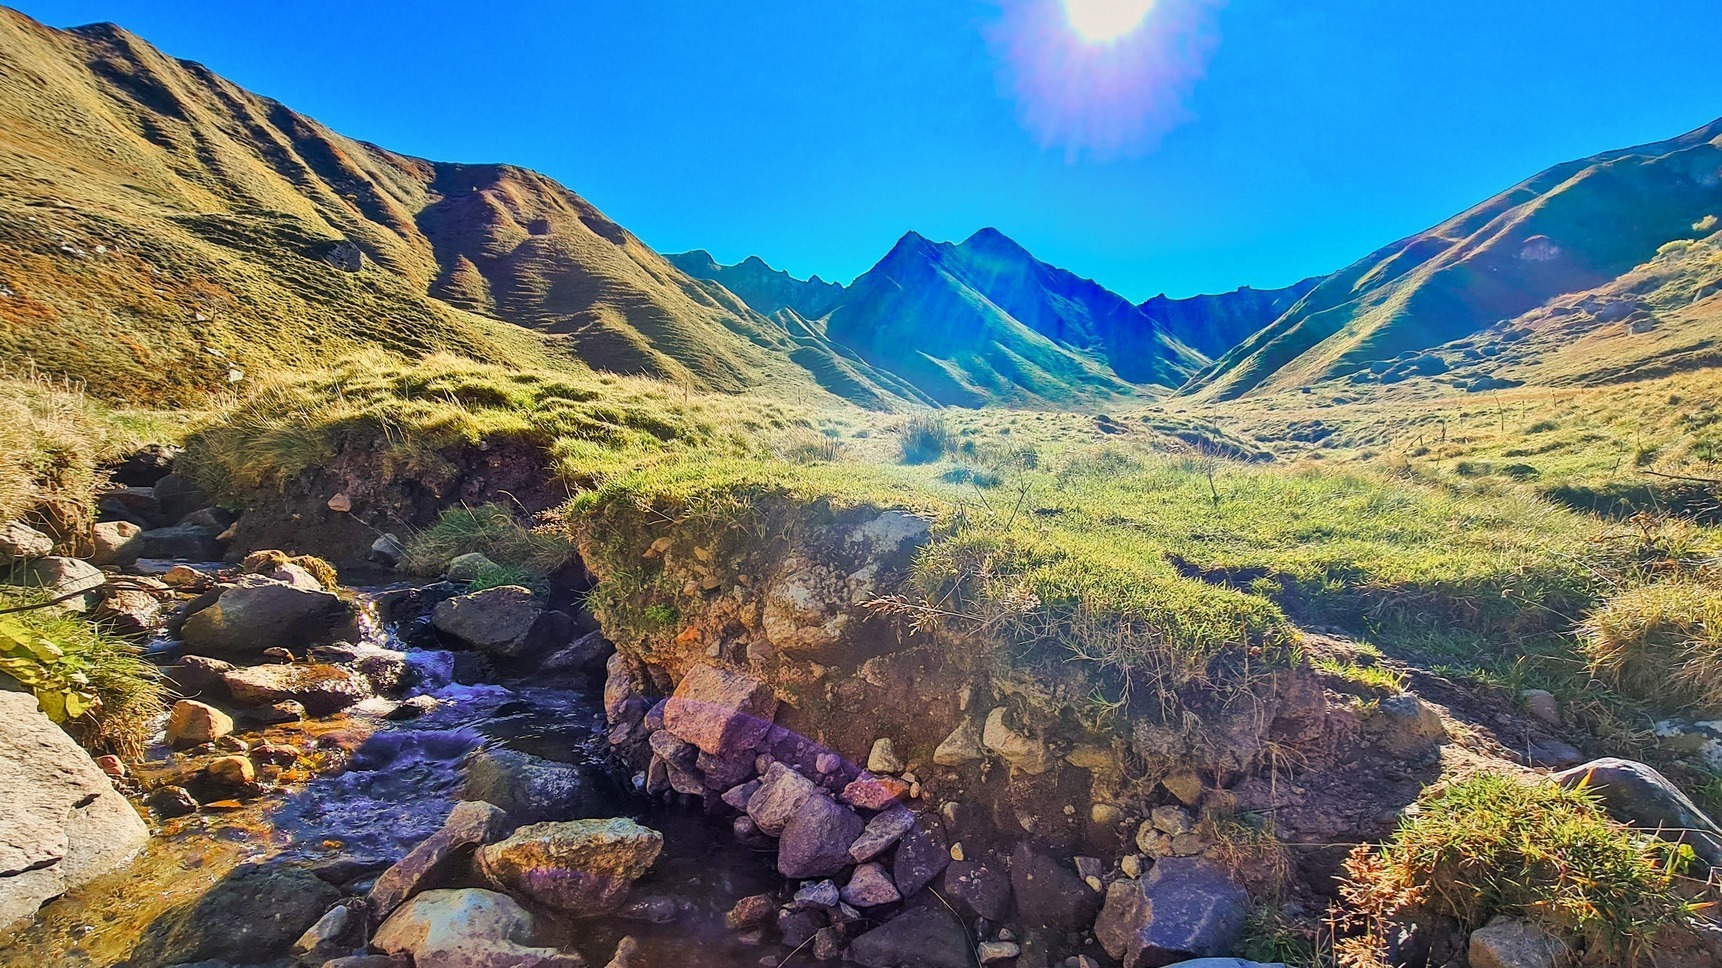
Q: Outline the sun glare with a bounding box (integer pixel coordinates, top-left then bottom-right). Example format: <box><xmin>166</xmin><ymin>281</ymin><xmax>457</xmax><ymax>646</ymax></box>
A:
<box><xmin>1063</xmin><ymin>0</ymin><xmax>1156</xmax><ymax>43</ymax></box>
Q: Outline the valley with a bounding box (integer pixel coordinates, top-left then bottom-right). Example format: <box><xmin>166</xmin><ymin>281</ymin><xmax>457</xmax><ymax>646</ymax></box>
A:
<box><xmin>1</xmin><ymin>6</ymin><xmax>1721</xmax><ymax>968</ymax></box>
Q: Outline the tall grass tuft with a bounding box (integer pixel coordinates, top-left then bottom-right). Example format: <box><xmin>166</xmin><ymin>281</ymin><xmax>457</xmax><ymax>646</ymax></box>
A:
<box><xmin>897</xmin><ymin>411</ymin><xmax>955</xmax><ymax>464</ymax></box>
<box><xmin>1581</xmin><ymin>580</ymin><xmax>1722</xmax><ymax>710</ymax></box>
<box><xmin>402</xmin><ymin>503</ymin><xmax>574</xmax><ymax>577</ymax></box>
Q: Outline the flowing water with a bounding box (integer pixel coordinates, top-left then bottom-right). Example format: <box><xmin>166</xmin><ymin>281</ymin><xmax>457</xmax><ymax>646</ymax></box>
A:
<box><xmin>0</xmin><ymin>582</ymin><xmax>790</xmax><ymax>967</ymax></box>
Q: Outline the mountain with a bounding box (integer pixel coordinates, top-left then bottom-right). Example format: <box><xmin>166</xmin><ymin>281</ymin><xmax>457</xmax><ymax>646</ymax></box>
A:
<box><xmin>1182</xmin><ymin>116</ymin><xmax>1722</xmax><ymax>401</ymax></box>
<box><xmin>666</xmin><ymin>250</ymin><xmax>846</xmax><ymax>320</ymax></box>
<box><xmin>0</xmin><ymin>8</ymin><xmax>915</xmax><ymax>406</ymax></box>
<box><xmin>1141</xmin><ymin>278</ymin><xmax>1321</xmax><ymax>359</ymax></box>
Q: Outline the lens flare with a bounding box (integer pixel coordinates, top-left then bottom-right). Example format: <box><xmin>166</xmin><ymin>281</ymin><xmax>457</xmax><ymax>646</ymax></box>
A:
<box><xmin>990</xmin><ymin>0</ymin><xmax>1222</xmax><ymax>159</ymax></box>
<box><xmin>1064</xmin><ymin>0</ymin><xmax>1155</xmax><ymax>43</ymax></box>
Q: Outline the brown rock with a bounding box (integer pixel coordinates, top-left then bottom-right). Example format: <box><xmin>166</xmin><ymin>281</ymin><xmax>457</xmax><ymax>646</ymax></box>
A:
<box><xmin>663</xmin><ymin>663</ymin><xmax>778</xmax><ymax>756</ymax></box>
<box><xmin>841</xmin><ymin>774</ymin><xmax>911</xmax><ymax>811</ymax></box>
<box><xmin>477</xmin><ymin>818</ymin><xmax>663</xmax><ymax>917</ymax></box>
<box><xmin>166</xmin><ymin>699</ymin><xmax>234</xmax><ymax>749</ymax></box>
<box><xmin>206</xmin><ymin>755</ymin><xmax>255</xmax><ymax>786</ymax></box>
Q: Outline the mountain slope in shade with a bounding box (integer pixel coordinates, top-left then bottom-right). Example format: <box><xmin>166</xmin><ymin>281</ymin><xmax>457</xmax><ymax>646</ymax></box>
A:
<box><xmin>0</xmin><ymin>8</ymin><xmax>895</xmax><ymax>404</ymax></box>
<box><xmin>1141</xmin><ymin>278</ymin><xmax>1322</xmax><ymax>358</ymax></box>
<box><xmin>1182</xmin><ymin>116</ymin><xmax>1722</xmax><ymax>401</ymax></box>
<box><xmin>666</xmin><ymin>250</ymin><xmax>847</xmax><ymax>320</ymax></box>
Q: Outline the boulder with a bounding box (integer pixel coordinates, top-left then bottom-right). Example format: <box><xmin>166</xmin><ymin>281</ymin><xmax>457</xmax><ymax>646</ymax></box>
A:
<box><xmin>540</xmin><ymin>630</ymin><xmax>613</xmax><ymax>676</ymax></box>
<box><xmin>98</xmin><ymin>486</ymin><xmax>163</xmax><ymax>527</ymax></box>
<box><xmin>1468</xmin><ymin>917</ymin><xmax>1570</xmax><ymax>968</ymax></box>
<box><xmin>152</xmin><ymin>473</ymin><xmax>209</xmax><ymax>522</ymax></box>
<box><xmin>777</xmin><ymin>794</ymin><xmax>864</xmax><ymax>879</ymax></box>
<box><xmin>89</xmin><ymin>520</ymin><xmax>142</xmax><ymax>565</ymax></box>
<box><xmin>0</xmin><ymin>691</ymin><xmax>149</xmax><ymax>930</ymax></box>
<box><xmin>166</xmin><ymin>699</ymin><xmax>234</xmax><ymax>748</ymax></box>
<box><xmin>984</xmin><ymin>706</ymin><xmax>1054</xmax><ymax>774</ymax></box>
<box><xmin>849</xmin><ymin>906</ymin><xmax>973</xmax><ymax>968</ymax></box>
<box><xmin>181</xmin><ymin>581</ymin><xmax>353</xmax><ymax>656</ymax></box>
<box><xmin>662</xmin><ymin>663</ymin><xmax>778</xmax><ymax>756</ymax></box>
<box><xmin>126</xmin><ymin>523</ymin><xmax>222</xmax><ymax>563</ymax></box>
<box><xmin>446</xmin><ymin>552</ymin><xmax>499</xmax><ymax>582</ymax></box>
<box><xmin>221</xmin><ymin>663</ymin><xmax>371</xmax><ymax>715</ymax></box>
<box><xmin>0</xmin><ymin>521</ymin><xmax>54</xmax><ymax>562</ymax></box>
<box><xmin>747</xmin><ymin>761</ymin><xmax>819</xmax><ymax>836</ymax></box>
<box><xmin>477</xmin><ymin>818</ymin><xmax>663</xmax><ymax>917</ymax></box>
<box><xmin>933</xmin><ymin>719</ymin><xmax>986</xmax><ymax>767</ymax></box>
<box><xmin>97</xmin><ymin>584</ymin><xmax>164</xmax><ymax>635</ymax></box>
<box><xmin>1552</xmin><ymin>757</ymin><xmax>1722</xmax><ymax>868</ymax></box>
<box><xmin>127</xmin><ymin>862</ymin><xmax>339</xmax><ymax>965</ymax></box>
<box><xmin>1366</xmin><ymin>692</ymin><xmax>1447</xmax><ymax>755</ymax></box>
<box><xmin>1011</xmin><ymin>842</ymin><xmax>1099</xmax><ymax>931</ymax></box>
<box><xmin>291</xmin><ymin>902</ymin><xmax>355</xmax><ymax>963</ymax></box>
<box><xmin>371</xmin><ymin>800</ymin><xmax>513</xmax><ymax>920</ymax></box>
<box><xmin>463</xmin><ymin>748</ymin><xmax>590</xmax><ymax>824</ymax></box>
<box><xmin>207</xmin><ymin>754</ymin><xmax>255</xmax><ymax>786</ymax></box>
<box><xmin>371</xmin><ymin>533</ymin><xmax>407</xmax><ymax>567</ymax></box>
<box><xmin>942</xmin><ymin>860</ymin><xmax>1013</xmax><ymax>921</ymax></box>
<box><xmin>10</xmin><ymin>556</ymin><xmax>104</xmax><ymax>611</ymax></box>
<box><xmin>891</xmin><ymin>814</ymin><xmax>950</xmax><ymax>898</ymax></box>
<box><xmin>1095</xmin><ymin>857</ymin><xmax>1249</xmax><ymax>968</ymax></box>
<box><xmin>372</xmin><ymin>888</ymin><xmax>577</xmax><ymax>968</ymax></box>
<box><xmin>267</xmin><ymin>562</ymin><xmax>326</xmax><ymax>591</ymax></box>
<box><xmin>849</xmin><ymin>804</ymin><xmax>916</xmax><ymax>863</ymax></box>
<box><xmin>432</xmin><ymin>586</ymin><xmax>568</xmax><ymax>659</ymax></box>
<box><xmin>841</xmin><ymin>861</ymin><xmax>901</xmax><ymax>907</ymax></box>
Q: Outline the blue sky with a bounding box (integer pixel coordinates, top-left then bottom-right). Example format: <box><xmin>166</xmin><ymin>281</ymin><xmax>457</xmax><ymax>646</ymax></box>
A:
<box><xmin>15</xmin><ymin>1</ymin><xmax>1722</xmax><ymax>299</ymax></box>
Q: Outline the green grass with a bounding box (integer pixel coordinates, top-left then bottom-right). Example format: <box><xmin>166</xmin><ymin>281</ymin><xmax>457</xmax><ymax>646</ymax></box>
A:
<box><xmin>401</xmin><ymin>503</ymin><xmax>576</xmax><ymax>579</ymax></box>
<box><xmin>1339</xmin><ymin>773</ymin><xmax>1696</xmax><ymax>964</ymax></box>
<box><xmin>1582</xmin><ymin>580</ymin><xmax>1722</xmax><ymax>712</ymax></box>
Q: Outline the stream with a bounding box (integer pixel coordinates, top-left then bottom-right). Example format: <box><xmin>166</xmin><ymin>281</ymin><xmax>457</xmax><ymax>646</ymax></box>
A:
<box><xmin>0</xmin><ymin>579</ymin><xmax>789</xmax><ymax>968</ymax></box>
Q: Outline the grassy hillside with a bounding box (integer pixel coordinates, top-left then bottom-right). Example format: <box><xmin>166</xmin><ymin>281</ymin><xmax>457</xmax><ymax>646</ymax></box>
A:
<box><xmin>1183</xmin><ymin>116</ymin><xmax>1722</xmax><ymax>402</ymax></box>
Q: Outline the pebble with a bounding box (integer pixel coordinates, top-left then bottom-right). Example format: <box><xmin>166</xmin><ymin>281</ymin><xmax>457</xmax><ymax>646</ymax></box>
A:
<box><xmin>950</xmin><ymin>841</ymin><xmax>966</xmax><ymax>861</ymax></box>
<box><xmin>792</xmin><ymin>880</ymin><xmax>840</xmax><ymax>910</ymax></box>
<box><xmin>978</xmin><ymin>941</ymin><xmax>1021</xmax><ymax>963</ymax></box>
<box><xmin>867</xmin><ymin>738</ymin><xmax>904</xmax><ymax>774</ymax></box>
<box><xmin>816</xmin><ymin>752</ymin><xmax>841</xmax><ymax>775</ymax></box>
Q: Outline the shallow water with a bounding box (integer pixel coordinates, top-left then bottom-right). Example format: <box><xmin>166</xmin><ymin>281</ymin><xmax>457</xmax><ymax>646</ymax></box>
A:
<box><xmin>0</xmin><ymin>582</ymin><xmax>796</xmax><ymax>967</ymax></box>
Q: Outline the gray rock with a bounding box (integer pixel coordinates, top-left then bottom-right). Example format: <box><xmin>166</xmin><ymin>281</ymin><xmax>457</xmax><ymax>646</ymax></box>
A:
<box><xmin>153</xmin><ymin>473</ymin><xmax>209</xmax><ymax>522</ymax></box>
<box><xmin>0</xmin><ymin>691</ymin><xmax>149</xmax><ymax>930</ymax></box>
<box><xmin>463</xmin><ymin>748</ymin><xmax>591</xmax><ymax>825</ymax></box>
<box><xmin>891</xmin><ymin>814</ymin><xmax>950</xmax><ymax>898</ymax></box>
<box><xmin>432</xmin><ymin>586</ymin><xmax>566</xmax><ymax>659</ymax></box>
<box><xmin>181</xmin><ymin>581</ymin><xmax>353</xmax><ymax>656</ymax></box>
<box><xmin>126</xmin><ymin>523</ymin><xmax>221</xmax><ymax>563</ymax></box>
<box><xmin>372</xmin><ymin>888</ymin><xmax>577</xmax><ymax>968</ymax></box>
<box><xmin>663</xmin><ymin>663</ymin><xmax>778</xmax><ymax>757</ymax></box>
<box><xmin>1367</xmin><ymin>692</ymin><xmax>1447</xmax><ymax>755</ymax></box>
<box><xmin>1552</xmin><ymin>757</ymin><xmax>1722</xmax><ymax>868</ymax></box>
<box><xmin>370</xmin><ymin>799</ymin><xmax>513</xmax><ymax>921</ymax></box>
<box><xmin>371</xmin><ymin>533</ymin><xmax>407</xmax><ymax>567</ymax></box>
<box><xmin>540</xmin><ymin>630</ymin><xmax>613</xmax><ymax>676</ymax></box>
<box><xmin>778</xmin><ymin>794</ymin><xmax>864</xmax><ymax>879</ymax></box>
<box><xmin>97</xmin><ymin>584</ymin><xmax>163</xmax><ymax>635</ymax></box>
<box><xmin>128</xmin><ymin>862</ymin><xmax>340</xmax><ymax>965</ymax></box>
<box><xmin>477</xmin><ymin>818</ymin><xmax>664</xmax><ymax>917</ymax></box>
<box><xmin>868</xmin><ymin>737</ymin><xmax>905</xmax><ymax>774</ymax></box>
<box><xmin>942</xmin><ymin>860</ymin><xmax>1013</xmax><ymax>921</ymax></box>
<box><xmin>221</xmin><ymin>663</ymin><xmax>371</xmax><ymax>716</ymax></box>
<box><xmin>1095</xmin><ymin>857</ymin><xmax>1250</xmax><ymax>968</ymax></box>
<box><xmin>933</xmin><ymin>719</ymin><xmax>986</xmax><ymax>767</ymax></box>
<box><xmin>291</xmin><ymin>902</ymin><xmax>354</xmax><ymax>962</ymax></box>
<box><xmin>850</xmin><ymin>906</ymin><xmax>973</xmax><ymax>968</ymax></box>
<box><xmin>749</xmin><ymin>761</ymin><xmax>819</xmax><ymax>836</ymax></box>
<box><xmin>841</xmin><ymin>862</ymin><xmax>901</xmax><ymax>907</ymax></box>
<box><xmin>1468</xmin><ymin>917</ymin><xmax>1569</xmax><ymax>968</ymax></box>
<box><xmin>793</xmin><ymin>879</ymin><xmax>842</xmax><ymax>909</ymax></box>
<box><xmin>10</xmin><ymin>555</ymin><xmax>105</xmax><ymax>611</ymax></box>
<box><xmin>89</xmin><ymin>520</ymin><xmax>141</xmax><ymax>566</ymax></box>
<box><xmin>0</xmin><ymin>521</ymin><xmax>53</xmax><ymax>562</ymax></box>
<box><xmin>850</xmin><ymin>804</ymin><xmax>916</xmax><ymax>863</ymax></box>
<box><xmin>1012</xmin><ymin>842</ymin><xmax>1099</xmax><ymax>931</ymax></box>
<box><xmin>984</xmin><ymin>706</ymin><xmax>1053</xmax><ymax>774</ymax></box>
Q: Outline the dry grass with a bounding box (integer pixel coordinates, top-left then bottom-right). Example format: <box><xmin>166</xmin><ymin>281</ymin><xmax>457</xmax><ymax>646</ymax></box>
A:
<box><xmin>1583</xmin><ymin>581</ymin><xmax>1722</xmax><ymax>711</ymax></box>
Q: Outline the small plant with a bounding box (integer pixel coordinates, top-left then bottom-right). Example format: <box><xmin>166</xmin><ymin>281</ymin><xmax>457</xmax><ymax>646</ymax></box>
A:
<box><xmin>0</xmin><ymin>607</ymin><xmax>165</xmax><ymax>761</ymax></box>
<box><xmin>240</xmin><ymin>549</ymin><xmax>340</xmax><ymax>590</ymax></box>
<box><xmin>468</xmin><ymin>561</ymin><xmax>549</xmax><ymax>595</ymax></box>
<box><xmin>897</xmin><ymin>411</ymin><xmax>955</xmax><ymax>464</ymax></box>
<box><xmin>402</xmin><ymin>503</ymin><xmax>573</xmax><ymax>577</ymax></box>
<box><xmin>1337</xmin><ymin>774</ymin><xmax>1694</xmax><ymax>966</ymax></box>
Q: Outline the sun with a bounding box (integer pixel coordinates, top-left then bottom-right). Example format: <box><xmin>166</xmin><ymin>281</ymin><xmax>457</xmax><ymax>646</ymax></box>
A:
<box><xmin>1063</xmin><ymin>0</ymin><xmax>1156</xmax><ymax>43</ymax></box>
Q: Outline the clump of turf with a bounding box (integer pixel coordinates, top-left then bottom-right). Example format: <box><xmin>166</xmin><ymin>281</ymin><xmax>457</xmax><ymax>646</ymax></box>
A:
<box><xmin>240</xmin><ymin>549</ymin><xmax>340</xmax><ymax>590</ymax></box>
<box><xmin>1337</xmin><ymin>773</ymin><xmax>1695</xmax><ymax>966</ymax></box>
<box><xmin>402</xmin><ymin>503</ymin><xmax>573</xmax><ymax>579</ymax></box>
<box><xmin>1582</xmin><ymin>580</ymin><xmax>1722</xmax><ymax>710</ymax></box>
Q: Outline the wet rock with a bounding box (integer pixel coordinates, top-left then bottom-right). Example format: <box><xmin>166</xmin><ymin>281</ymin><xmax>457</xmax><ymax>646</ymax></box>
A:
<box><xmin>605</xmin><ymin>935</ymin><xmax>644</xmax><ymax>968</ymax></box>
<box><xmin>174</xmin><ymin>654</ymin><xmax>235</xmax><ymax>698</ymax></box>
<box><xmin>147</xmin><ymin>785</ymin><xmax>198</xmax><ymax>818</ymax></box>
<box><xmin>727</xmin><ymin>893</ymin><xmax>776</xmax><ymax>929</ymax></box>
<box><xmin>942</xmin><ymin>861</ymin><xmax>1013</xmax><ymax>921</ymax></box>
<box><xmin>779</xmin><ymin>908</ymin><xmax>827</xmax><ymax>949</ymax></box>
<box><xmin>841</xmin><ymin>862</ymin><xmax>901</xmax><ymax>907</ymax></box>
<box><xmin>617</xmin><ymin>894</ymin><xmax>682</xmax><ymax>923</ymax></box>
<box><xmin>371</xmin><ymin>800</ymin><xmax>513</xmax><ymax>921</ymax></box>
<box><xmin>372</xmin><ymin>888</ymin><xmax>577</xmax><ymax>968</ymax></box>
<box><xmin>90</xmin><ymin>520</ymin><xmax>141</xmax><ymax>565</ymax></box>
<box><xmin>892</xmin><ymin>814</ymin><xmax>950</xmax><ymax>898</ymax></box>
<box><xmin>324</xmin><ymin>956</ymin><xmax>412</xmax><ymax>968</ymax></box>
<box><xmin>1468</xmin><ymin>917</ymin><xmax>1570</xmax><ymax>968</ymax></box>
<box><xmin>250</xmin><ymin>741</ymin><xmax>298</xmax><ymax>766</ymax></box>
<box><xmin>842</xmin><ymin>774</ymin><xmax>912</xmax><ymax>810</ymax></box>
<box><xmin>778</xmin><ymin>794</ymin><xmax>864</xmax><ymax>879</ymax></box>
<box><xmin>446</xmin><ymin>552</ymin><xmax>499</xmax><ymax>582</ymax></box>
<box><xmin>1094</xmin><ymin>857</ymin><xmax>1249</xmax><ymax>968</ymax></box>
<box><xmin>166</xmin><ymin>699</ymin><xmax>234</xmax><ymax>748</ymax></box>
<box><xmin>749</xmin><ymin>761</ymin><xmax>820</xmax><ymax>836</ymax></box>
<box><xmin>477</xmin><ymin>818</ymin><xmax>664</xmax><ymax>917</ymax></box>
<box><xmin>1366</xmin><ymin>692</ymin><xmax>1447</xmax><ymax>755</ymax></box>
<box><xmin>127</xmin><ymin>523</ymin><xmax>222</xmax><ymax>563</ymax></box>
<box><xmin>540</xmin><ymin>630</ymin><xmax>613</xmax><ymax>676</ymax></box>
<box><xmin>432</xmin><ymin>586</ymin><xmax>568</xmax><ymax>659</ymax></box>
<box><xmin>0</xmin><ymin>691</ymin><xmax>149</xmax><ymax>929</ymax></box>
<box><xmin>206</xmin><ymin>754</ymin><xmax>255</xmax><ymax>787</ymax></box>
<box><xmin>129</xmin><ymin>862</ymin><xmax>340</xmax><ymax>965</ymax></box>
<box><xmin>850</xmin><ymin>906</ymin><xmax>972</xmax><ymax>968</ymax></box>
<box><xmin>934</xmin><ymin>719</ymin><xmax>986</xmax><ymax>767</ymax></box>
<box><xmin>868</xmin><ymin>737</ymin><xmax>905</xmax><ymax>774</ymax></box>
<box><xmin>0</xmin><ymin>520</ymin><xmax>53</xmax><ymax>562</ymax></box>
<box><xmin>1552</xmin><ymin>757</ymin><xmax>1722</xmax><ymax>867</ymax></box>
<box><xmin>663</xmin><ymin>663</ymin><xmax>779</xmax><ymax>757</ymax></box>
<box><xmin>984</xmin><ymin>707</ymin><xmax>1053</xmax><ymax>775</ymax></box>
<box><xmin>463</xmin><ymin>748</ymin><xmax>590</xmax><ymax>825</ymax></box>
<box><xmin>222</xmin><ymin>663</ymin><xmax>371</xmax><ymax>716</ymax></box>
<box><xmin>181</xmin><ymin>582</ymin><xmax>353</xmax><ymax>656</ymax></box>
<box><xmin>254</xmin><ymin>699</ymin><xmax>307</xmax><ymax>724</ymax></box>
<box><xmin>388</xmin><ymin>694</ymin><xmax>441</xmax><ymax>721</ymax></box>
<box><xmin>1011</xmin><ymin>842</ymin><xmax>1099</xmax><ymax>931</ymax></box>
<box><xmin>10</xmin><ymin>555</ymin><xmax>105</xmax><ymax>611</ymax></box>
<box><xmin>850</xmin><ymin>805</ymin><xmax>916</xmax><ymax>863</ymax></box>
